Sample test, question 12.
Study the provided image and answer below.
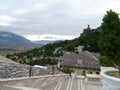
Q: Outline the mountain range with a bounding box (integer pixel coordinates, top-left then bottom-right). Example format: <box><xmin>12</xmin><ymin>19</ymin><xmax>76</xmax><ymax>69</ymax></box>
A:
<box><xmin>0</xmin><ymin>31</ymin><xmax>45</xmax><ymax>51</ymax></box>
<box><xmin>0</xmin><ymin>31</ymin><xmax>33</xmax><ymax>46</ymax></box>
<box><xmin>0</xmin><ymin>31</ymin><xmax>60</xmax><ymax>52</ymax></box>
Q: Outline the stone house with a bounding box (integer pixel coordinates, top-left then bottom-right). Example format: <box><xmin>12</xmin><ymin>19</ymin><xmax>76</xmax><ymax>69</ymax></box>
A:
<box><xmin>56</xmin><ymin>51</ymin><xmax>100</xmax><ymax>76</ymax></box>
<box><xmin>54</xmin><ymin>47</ymin><xmax>65</xmax><ymax>55</ymax></box>
<box><xmin>75</xmin><ymin>46</ymin><xmax>84</xmax><ymax>53</ymax></box>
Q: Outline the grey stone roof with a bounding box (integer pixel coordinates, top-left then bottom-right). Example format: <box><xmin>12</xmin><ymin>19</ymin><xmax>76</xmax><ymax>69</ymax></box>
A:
<box><xmin>57</xmin><ymin>51</ymin><xmax>100</xmax><ymax>70</ymax></box>
<box><xmin>0</xmin><ymin>56</ymin><xmax>58</xmax><ymax>78</ymax></box>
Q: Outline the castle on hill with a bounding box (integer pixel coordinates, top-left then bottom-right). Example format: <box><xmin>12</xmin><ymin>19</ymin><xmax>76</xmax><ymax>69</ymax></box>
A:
<box><xmin>81</xmin><ymin>25</ymin><xmax>101</xmax><ymax>36</ymax></box>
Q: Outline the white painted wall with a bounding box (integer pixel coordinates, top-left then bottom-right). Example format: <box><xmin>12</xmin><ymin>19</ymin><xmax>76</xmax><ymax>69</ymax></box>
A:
<box><xmin>101</xmin><ymin>67</ymin><xmax>120</xmax><ymax>90</ymax></box>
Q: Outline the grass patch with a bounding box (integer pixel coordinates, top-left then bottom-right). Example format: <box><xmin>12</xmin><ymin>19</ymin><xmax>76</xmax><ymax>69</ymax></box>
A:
<box><xmin>105</xmin><ymin>71</ymin><xmax>120</xmax><ymax>78</ymax></box>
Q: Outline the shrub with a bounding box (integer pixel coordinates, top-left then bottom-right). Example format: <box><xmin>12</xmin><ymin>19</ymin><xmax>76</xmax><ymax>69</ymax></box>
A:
<box><xmin>98</xmin><ymin>56</ymin><xmax>114</xmax><ymax>67</ymax></box>
<box><xmin>61</xmin><ymin>67</ymin><xmax>74</xmax><ymax>74</ymax></box>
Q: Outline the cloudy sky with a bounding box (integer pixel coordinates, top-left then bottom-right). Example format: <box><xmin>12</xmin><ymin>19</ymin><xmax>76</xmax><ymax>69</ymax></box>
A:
<box><xmin>0</xmin><ymin>0</ymin><xmax>120</xmax><ymax>41</ymax></box>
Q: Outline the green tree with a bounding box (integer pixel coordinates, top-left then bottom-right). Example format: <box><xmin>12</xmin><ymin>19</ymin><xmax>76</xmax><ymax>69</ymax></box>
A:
<box><xmin>99</xmin><ymin>10</ymin><xmax>120</xmax><ymax>75</ymax></box>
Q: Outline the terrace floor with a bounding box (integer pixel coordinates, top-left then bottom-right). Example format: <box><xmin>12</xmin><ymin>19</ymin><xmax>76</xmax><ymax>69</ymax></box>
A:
<box><xmin>0</xmin><ymin>75</ymin><xmax>103</xmax><ymax>90</ymax></box>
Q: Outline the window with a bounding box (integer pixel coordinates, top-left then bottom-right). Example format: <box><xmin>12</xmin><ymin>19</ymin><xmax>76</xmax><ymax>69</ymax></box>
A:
<box><xmin>90</xmin><ymin>71</ymin><xmax>92</xmax><ymax>74</ymax></box>
<box><xmin>96</xmin><ymin>72</ymin><xmax>99</xmax><ymax>74</ymax></box>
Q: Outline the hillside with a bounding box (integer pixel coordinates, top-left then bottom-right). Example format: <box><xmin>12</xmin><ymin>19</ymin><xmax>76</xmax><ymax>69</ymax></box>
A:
<box><xmin>0</xmin><ymin>31</ymin><xmax>43</xmax><ymax>55</ymax></box>
<box><xmin>0</xmin><ymin>31</ymin><xmax>33</xmax><ymax>46</ymax></box>
<box><xmin>7</xmin><ymin>25</ymin><xmax>101</xmax><ymax>66</ymax></box>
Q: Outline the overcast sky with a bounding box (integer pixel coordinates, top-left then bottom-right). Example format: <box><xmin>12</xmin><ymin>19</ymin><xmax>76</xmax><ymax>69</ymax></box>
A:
<box><xmin>0</xmin><ymin>0</ymin><xmax>120</xmax><ymax>41</ymax></box>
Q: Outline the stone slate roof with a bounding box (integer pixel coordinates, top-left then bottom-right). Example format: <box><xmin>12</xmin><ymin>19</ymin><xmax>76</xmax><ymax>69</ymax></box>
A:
<box><xmin>0</xmin><ymin>56</ymin><xmax>59</xmax><ymax>79</ymax></box>
<box><xmin>57</xmin><ymin>51</ymin><xmax>100</xmax><ymax>70</ymax></box>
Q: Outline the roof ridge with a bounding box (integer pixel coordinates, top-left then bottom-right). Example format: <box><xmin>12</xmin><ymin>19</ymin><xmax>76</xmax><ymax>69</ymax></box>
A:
<box><xmin>85</xmin><ymin>51</ymin><xmax>98</xmax><ymax>61</ymax></box>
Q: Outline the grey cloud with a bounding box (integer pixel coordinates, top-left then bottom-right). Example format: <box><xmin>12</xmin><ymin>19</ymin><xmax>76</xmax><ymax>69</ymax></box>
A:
<box><xmin>0</xmin><ymin>0</ymin><xmax>120</xmax><ymax>37</ymax></box>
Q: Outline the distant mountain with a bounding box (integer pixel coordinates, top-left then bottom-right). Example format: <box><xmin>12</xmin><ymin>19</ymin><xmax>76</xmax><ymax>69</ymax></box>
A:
<box><xmin>0</xmin><ymin>31</ymin><xmax>33</xmax><ymax>46</ymax></box>
<box><xmin>32</xmin><ymin>40</ymin><xmax>56</xmax><ymax>45</ymax></box>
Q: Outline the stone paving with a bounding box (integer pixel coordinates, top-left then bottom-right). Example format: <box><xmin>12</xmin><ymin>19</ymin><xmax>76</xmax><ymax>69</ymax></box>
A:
<box><xmin>0</xmin><ymin>75</ymin><xmax>103</xmax><ymax>90</ymax></box>
<box><xmin>84</xmin><ymin>82</ymin><xmax>103</xmax><ymax>90</ymax></box>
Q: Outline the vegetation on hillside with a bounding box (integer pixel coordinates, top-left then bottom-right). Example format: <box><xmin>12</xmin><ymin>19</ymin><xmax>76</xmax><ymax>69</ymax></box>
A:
<box><xmin>78</xmin><ymin>31</ymin><xmax>100</xmax><ymax>52</ymax></box>
<box><xmin>6</xmin><ymin>26</ymin><xmax>100</xmax><ymax>66</ymax></box>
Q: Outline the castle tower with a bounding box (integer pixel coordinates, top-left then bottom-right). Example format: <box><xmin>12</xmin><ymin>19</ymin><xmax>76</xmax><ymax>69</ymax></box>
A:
<box><xmin>80</xmin><ymin>24</ymin><xmax>91</xmax><ymax>36</ymax></box>
<box><xmin>87</xmin><ymin>24</ymin><xmax>91</xmax><ymax>31</ymax></box>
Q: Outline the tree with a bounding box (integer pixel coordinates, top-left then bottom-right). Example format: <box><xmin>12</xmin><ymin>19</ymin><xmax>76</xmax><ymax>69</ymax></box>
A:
<box><xmin>98</xmin><ymin>10</ymin><xmax>120</xmax><ymax>75</ymax></box>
